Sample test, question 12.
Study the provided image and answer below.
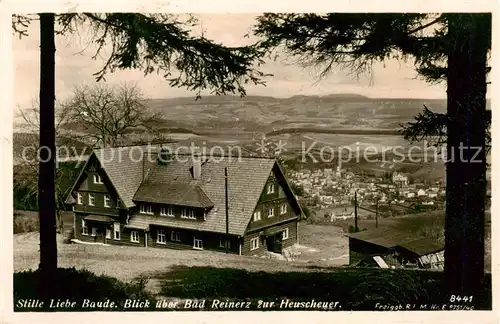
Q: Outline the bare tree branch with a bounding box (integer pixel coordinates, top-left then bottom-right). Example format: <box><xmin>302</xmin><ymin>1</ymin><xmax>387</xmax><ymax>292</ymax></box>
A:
<box><xmin>63</xmin><ymin>82</ymin><xmax>161</xmax><ymax>147</ymax></box>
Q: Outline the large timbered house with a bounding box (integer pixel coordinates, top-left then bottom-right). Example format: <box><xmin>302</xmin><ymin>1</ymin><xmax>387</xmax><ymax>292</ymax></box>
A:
<box><xmin>65</xmin><ymin>145</ymin><xmax>303</xmax><ymax>256</ymax></box>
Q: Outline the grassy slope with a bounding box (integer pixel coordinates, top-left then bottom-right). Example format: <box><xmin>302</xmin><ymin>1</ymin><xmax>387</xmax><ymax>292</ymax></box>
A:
<box><xmin>155</xmin><ymin>266</ymin><xmax>491</xmax><ymax>310</ymax></box>
<box><xmin>13</xmin><ymin>231</ymin><xmax>343</xmax><ymax>286</ymax></box>
<box><xmin>13</xmin><ymin>231</ymin><xmax>492</xmax><ymax>310</ymax></box>
<box><xmin>13</xmin><ymin>211</ymin><xmax>492</xmax><ymax>309</ymax></box>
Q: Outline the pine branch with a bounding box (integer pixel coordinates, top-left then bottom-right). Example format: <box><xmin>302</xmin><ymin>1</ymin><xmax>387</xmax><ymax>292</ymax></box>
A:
<box><xmin>76</xmin><ymin>13</ymin><xmax>268</xmax><ymax>98</ymax></box>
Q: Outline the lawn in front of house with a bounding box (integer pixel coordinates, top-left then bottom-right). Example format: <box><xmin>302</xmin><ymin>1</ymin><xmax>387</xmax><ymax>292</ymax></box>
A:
<box><xmin>14</xmin><ymin>222</ymin><xmax>350</xmax><ymax>294</ymax></box>
<box><xmin>13</xmin><ymin>222</ymin><xmax>492</xmax><ymax>310</ymax></box>
<box><xmin>292</xmin><ymin>223</ymin><xmax>349</xmax><ymax>265</ymax></box>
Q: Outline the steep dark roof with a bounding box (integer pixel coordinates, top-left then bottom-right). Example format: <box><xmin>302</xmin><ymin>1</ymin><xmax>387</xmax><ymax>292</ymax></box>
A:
<box><xmin>65</xmin><ymin>144</ymin><xmax>192</xmax><ymax>208</ymax></box>
<box><xmin>92</xmin><ymin>146</ymin><xmax>151</xmax><ymax>208</ymax></box>
<box><xmin>134</xmin><ymin>182</ymin><xmax>214</xmax><ymax>208</ymax></box>
<box><xmin>348</xmin><ymin>228</ymin><xmax>412</xmax><ymax>248</ymax></box>
<box><xmin>348</xmin><ymin>228</ymin><xmax>444</xmax><ymax>255</ymax></box>
<box><xmin>129</xmin><ymin>156</ymin><xmax>279</xmax><ymax>236</ymax></box>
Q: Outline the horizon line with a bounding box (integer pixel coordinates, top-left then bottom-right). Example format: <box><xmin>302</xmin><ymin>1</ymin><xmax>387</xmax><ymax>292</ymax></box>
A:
<box><xmin>147</xmin><ymin>93</ymin><xmax>451</xmax><ymax>101</ymax></box>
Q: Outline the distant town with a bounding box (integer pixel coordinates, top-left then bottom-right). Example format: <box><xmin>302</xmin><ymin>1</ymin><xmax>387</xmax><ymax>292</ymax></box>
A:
<box><xmin>289</xmin><ymin>167</ymin><xmax>445</xmax><ymax>221</ymax></box>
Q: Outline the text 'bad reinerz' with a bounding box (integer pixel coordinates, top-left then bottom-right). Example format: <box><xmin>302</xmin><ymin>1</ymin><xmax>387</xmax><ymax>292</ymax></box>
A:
<box><xmin>15</xmin><ymin>298</ymin><xmax>342</xmax><ymax>310</ymax></box>
<box><xmin>181</xmin><ymin>299</ymin><xmax>342</xmax><ymax>310</ymax></box>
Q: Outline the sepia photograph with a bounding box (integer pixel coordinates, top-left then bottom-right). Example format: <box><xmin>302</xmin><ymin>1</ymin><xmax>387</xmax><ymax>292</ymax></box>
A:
<box><xmin>3</xmin><ymin>2</ymin><xmax>496</xmax><ymax>319</ymax></box>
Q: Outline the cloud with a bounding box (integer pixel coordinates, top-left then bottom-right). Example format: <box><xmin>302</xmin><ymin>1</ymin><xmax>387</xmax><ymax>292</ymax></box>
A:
<box><xmin>13</xmin><ymin>13</ymin><xmax>449</xmax><ymax>111</ymax></box>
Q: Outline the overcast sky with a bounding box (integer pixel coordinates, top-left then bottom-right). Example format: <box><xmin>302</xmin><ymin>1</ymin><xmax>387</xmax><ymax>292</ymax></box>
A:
<box><xmin>13</xmin><ymin>13</ymin><xmax>452</xmax><ymax>110</ymax></box>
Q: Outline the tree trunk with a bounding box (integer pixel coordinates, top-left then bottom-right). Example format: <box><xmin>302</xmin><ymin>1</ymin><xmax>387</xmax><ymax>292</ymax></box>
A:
<box><xmin>38</xmin><ymin>13</ymin><xmax>57</xmax><ymax>300</ymax></box>
<box><xmin>444</xmin><ymin>13</ymin><xmax>489</xmax><ymax>297</ymax></box>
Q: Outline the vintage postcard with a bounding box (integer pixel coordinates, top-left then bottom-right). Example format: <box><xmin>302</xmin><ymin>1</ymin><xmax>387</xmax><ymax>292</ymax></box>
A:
<box><xmin>1</xmin><ymin>0</ymin><xmax>498</xmax><ymax>323</ymax></box>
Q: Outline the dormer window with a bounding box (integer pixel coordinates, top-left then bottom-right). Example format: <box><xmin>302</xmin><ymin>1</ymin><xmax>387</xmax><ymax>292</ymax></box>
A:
<box><xmin>161</xmin><ymin>206</ymin><xmax>174</xmax><ymax>217</ymax></box>
<box><xmin>267</xmin><ymin>183</ymin><xmax>275</xmax><ymax>194</ymax></box>
<box><xmin>181</xmin><ymin>208</ymin><xmax>196</xmax><ymax>219</ymax></box>
<box><xmin>140</xmin><ymin>204</ymin><xmax>153</xmax><ymax>215</ymax></box>
<box><xmin>93</xmin><ymin>174</ymin><xmax>103</xmax><ymax>184</ymax></box>
<box><xmin>77</xmin><ymin>192</ymin><xmax>83</xmax><ymax>205</ymax></box>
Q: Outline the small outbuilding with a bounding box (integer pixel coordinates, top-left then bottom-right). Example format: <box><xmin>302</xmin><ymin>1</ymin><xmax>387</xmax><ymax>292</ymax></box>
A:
<box><xmin>348</xmin><ymin>228</ymin><xmax>444</xmax><ymax>270</ymax></box>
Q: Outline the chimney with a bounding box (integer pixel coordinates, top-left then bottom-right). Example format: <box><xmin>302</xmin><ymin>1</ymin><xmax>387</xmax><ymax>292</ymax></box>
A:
<box><xmin>192</xmin><ymin>152</ymin><xmax>202</xmax><ymax>180</ymax></box>
<box><xmin>157</xmin><ymin>145</ymin><xmax>172</xmax><ymax>166</ymax></box>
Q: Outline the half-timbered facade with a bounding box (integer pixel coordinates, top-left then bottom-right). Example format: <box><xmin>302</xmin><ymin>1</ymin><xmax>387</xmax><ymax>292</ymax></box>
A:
<box><xmin>66</xmin><ymin>145</ymin><xmax>303</xmax><ymax>256</ymax></box>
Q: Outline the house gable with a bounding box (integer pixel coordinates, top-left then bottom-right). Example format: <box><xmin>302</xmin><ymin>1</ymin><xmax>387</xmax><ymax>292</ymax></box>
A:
<box><xmin>66</xmin><ymin>153</ymin><xmax>123</xmax><ymax>211</ymax></box>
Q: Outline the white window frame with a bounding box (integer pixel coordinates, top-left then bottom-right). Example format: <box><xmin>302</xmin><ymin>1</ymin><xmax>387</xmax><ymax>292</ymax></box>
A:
<box><xmin>181</xmin><ymin>208</ymin><xmax>196</xmax><ymax>219</ymax></box>
<box><xmin>170</xmin><ymin>231</ymin><xmax>180</xmax><ymax>242</ymax></box>
<box><xmin>91</xmin><ymin>227</ymin><xmax>97</xmax><ymax>237</ymax></box>
<box><xmin>77</xmin><ymin>193</ymin><xmax>83</xmax><ymax>205</ymax></box>
<box><xmin>81</xmin><ymin>219</ymin><xmax>88</xmax><ymax>235</ymax></box>
<box><xmin>268</xmin><ymin>208</ymin><xmax>274</xmax><ymax>218</ymax></box>
<box><xmin>93</xmin><ymin>174</ymin><xmax>103</xmax><ymax>184</ymax></box>
<box><xmin>193</xmin><ymin>237</ymin><xmax>203</xmax><ymax>250</ymax></box>
<box><xmin>253</xmin><ymin>210</ymin><xmax>261</xmax><ymax>222</ymax></box>
<box><xmin>267</xmin><ymin>183</ymin><xmax>275</xmax><ymax>194</ymax></box>
<box><xmin>280</xmin><ymin>203</ymin><xmax>287</xmax><ymax>215</ymax></box>
<box><xmin>140</xmin><ymin>204</ymin><xmax>153</xmax><ymax>215</ymax></box>
<box><xmin>88</xmin><ymin>193</ymin><xmax>95</xmax><ymax>206</ymax></box>
<box><xmin>250</xmin><ymin>237</ymin><xmax>259</xmax><ymax>251</ymax></box>
<box><xmin>113</xmin><ymin>222</ymin><xmax>120</xmax><ymax>240</ymax></box>
<box><xmin>219</xmin><ymin>237</ymin><xmax>230</xmax><ymax>248</ymax></box>
<box><xmin>104</xmin><ymin>194</ymin><xmax>111</xmax><ymax>208</ymax></box>
<box><xmin>282</xmin><ymin>228</ymin><xmax>289</xmax><ymax>240</ymax></box>
<box><xmin>160</xmin><ymin>206</ymin><xmax>175</xmax><ymax>217</ymax></box>
<box><xmin>157</xmin><ymin>229</ymin><xmax>166</xmax><ymax>244</ymax></box>
<box><xmin>106</xmin><ymin>228</ymin><xmax>111</xmax><ymax>239</ymax></box>
<box><xmin>130</xmin><ymin>230</ymin><xmax>140</xmax><ymax>243</ymax></box>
